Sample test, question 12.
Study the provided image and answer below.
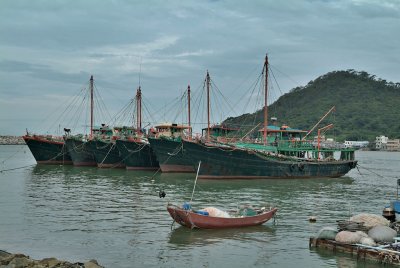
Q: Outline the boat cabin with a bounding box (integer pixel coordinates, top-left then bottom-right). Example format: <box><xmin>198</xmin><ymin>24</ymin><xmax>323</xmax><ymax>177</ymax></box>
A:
<box><xmin>258</xmin><ymin>125</ymin><xmax>308</xmax><ymax>145</ymax></box>
<box><xmin>202</xmin><ymin>124</ymin><xmax>239</xmax><ymax>137</ymax></box>
<box><xmin>92</xmin><ymin>124</ymin><xmax>113</xmax><ymax>140</ymax></box>
<box><xmin>152</xmin><ymin>123</ymin><xmax>191</xmax><ymax>140</ymax></box>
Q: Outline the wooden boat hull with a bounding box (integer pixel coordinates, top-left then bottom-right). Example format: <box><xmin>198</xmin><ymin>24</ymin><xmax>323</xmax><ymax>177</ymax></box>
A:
<box><xmin>182</xmin><ymin>140</ymin><xmax>357</xmax><ymax>179</ymax></box>
<box><xmin>167</xmin><ymin>205</ymin><xmax>277</xmax><ymax>229</ymax></box>
<box><xmin>87</xmin><ymin>140</ymin><xmax>125</xmax><ymax>168</ymax></box>
<box><xmin>148</xmin><ymin>138</ymin><xmax>195</xmax><ymax>173</ymax></box>
<box><xmin>23</xmin><ymin>135</ymin><xmax>72</xmax><ymax>165</ymax></box>
<box><xmin>116</xmin><ymin>139</ymin><xmax>159</xmax><ymax>170</ymax></box>
<box><xmin>65</xmin><ymin>138</ymin><xmax>97</xmax><ymax>166</ymax></box>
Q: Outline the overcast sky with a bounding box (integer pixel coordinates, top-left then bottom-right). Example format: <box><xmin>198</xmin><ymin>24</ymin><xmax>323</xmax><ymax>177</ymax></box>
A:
<box><xmin>0</xmin><ymin>0</ymin><xmax>399</xmax><ymax>135</ymax></box>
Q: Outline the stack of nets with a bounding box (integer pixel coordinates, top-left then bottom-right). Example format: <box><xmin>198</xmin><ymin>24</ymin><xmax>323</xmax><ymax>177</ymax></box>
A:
<box><xmin>337</xmin><ymin>220</ymin><xmax>369</xmax><ymax>232</ymax></box>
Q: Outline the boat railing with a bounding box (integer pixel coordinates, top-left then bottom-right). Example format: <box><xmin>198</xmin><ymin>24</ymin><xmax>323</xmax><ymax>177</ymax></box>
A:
<box><xmin>276</xmin><ymin>140</ymin><xmax>314</xmax><ymax>149</ymax></box>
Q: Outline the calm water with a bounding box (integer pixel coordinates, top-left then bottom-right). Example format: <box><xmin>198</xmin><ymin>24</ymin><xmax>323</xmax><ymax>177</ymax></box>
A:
<box><xmin>0</xmin><ymin>145</ymin><xmax>399</xmax><ymax>267</ymax></box>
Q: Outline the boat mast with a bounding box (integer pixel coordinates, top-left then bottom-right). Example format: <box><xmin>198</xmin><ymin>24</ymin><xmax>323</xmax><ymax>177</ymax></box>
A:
<box><xmin>263</xmin><ymin>54</ymin><xmax>269</xmax><ymax>145</ymax></box>
<box><xmin>302</xmin><ymin>106</ymin><xmax>336</xmax><ymax>141</ymax></box>
<box><xmin>188</xmin><ymin>85</ymin><xmax>191</xmax><ymax>139</ymax></box>
<box><xmin>136</xmin><ymin>86</ymin><xmax>142</xmax><ymax>134</ymax></box>
<box><xmin>90</xmin><ymin>75</ymin><xmax>94</xmax><ymax>139</ymax></box>
<box><xmin>206</xmin><ymin>71</ymin><xmax>210</xmax><ymax>142</ymax></box>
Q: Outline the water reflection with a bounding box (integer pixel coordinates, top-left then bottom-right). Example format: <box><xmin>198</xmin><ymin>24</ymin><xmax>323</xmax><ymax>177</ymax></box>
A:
<box><xmin>312</xmin><ymin>247</ymin><xmax>397</xmax><ymax>268</ymax></box>
<box><xmin>168</xmin><ymin>225</ymin><xmax>276</xmax><ymax>247</ymax></box>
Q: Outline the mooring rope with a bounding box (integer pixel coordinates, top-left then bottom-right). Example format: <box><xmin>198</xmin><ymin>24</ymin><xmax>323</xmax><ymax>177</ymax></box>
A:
<box><xmin>357</xmin><ymin>163</ymin><xmax>398</xmax><ymax>179</ymax></box>
<box><xmin>0</xmin><ymin>146</ymin><xmax>25</xmax><ymax>165</ymax></box>
<box><xmin>147</xmin><ymin>142</ymin><xmax>185</xmax><ymax>180</ymax></box>
<box><xmin>0</xmin><ymin>164</ymin><xmax>36</xmax><ymax>173</ymax></box>
<box><xmin>98</xmin><ymin>142</ymin><xmax>116</xmax><ymax>167</ymax></box>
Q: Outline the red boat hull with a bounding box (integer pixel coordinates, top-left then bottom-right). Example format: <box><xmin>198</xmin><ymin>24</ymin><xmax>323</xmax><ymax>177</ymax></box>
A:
<box><xmin>167</xmin><ymin>205</ymin><xmax>277</xmax><ymax>229</ymax></box>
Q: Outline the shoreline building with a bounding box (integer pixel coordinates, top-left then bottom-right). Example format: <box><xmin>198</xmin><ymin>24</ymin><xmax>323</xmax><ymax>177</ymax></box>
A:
<box><xmin>344</xmin><ymin>140</ymin><xmax>369</xmax><ymax>149</ymax></box>
<box><xmin>387</xmin><ymin>139</ymin><xmax>400</xmax><ymax>151</ymax></box>
<box><xmin>375</xmin><ymin>135</ymin><xmax>388</xmax><ymax>150</ymax></box>
<box><xmin>375</xmin><ymin>135</ymin><xmax>400</xmax><ymax>151</ymax></box>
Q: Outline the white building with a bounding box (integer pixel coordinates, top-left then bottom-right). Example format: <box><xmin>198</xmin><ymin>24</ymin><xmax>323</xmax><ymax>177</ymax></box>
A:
<box><xmin>387</xmin><ymin>139</ymin><xmax>400</xmax><ymax>151</ymax></box>
<box><xmin>344</xmin><ymin>140</ymin><xmax>369</xmax><ymax>149</ymax></box>
<box><xmin>376</xmin><ymin>135</ymin><xmax>388</xmax><ymax>150</ymax></box>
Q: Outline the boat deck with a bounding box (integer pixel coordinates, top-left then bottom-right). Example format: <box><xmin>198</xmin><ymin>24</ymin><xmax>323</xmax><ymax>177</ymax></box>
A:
<box><xmin>309</xmin><ymin>237</ymin><xmax>400</xmax><ymax>266</ymax></box>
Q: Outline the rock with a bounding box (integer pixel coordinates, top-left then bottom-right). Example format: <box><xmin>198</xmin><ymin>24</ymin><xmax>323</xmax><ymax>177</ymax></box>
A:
<box><xmin>0</xmin><ymin>250</ymin><xmax>11</xmax><ymax>259</ymax></box>
<box><xmin>84</xmin><ymin>260</ymin><xmax>104</xmax><ymax>268</ymax></box>
<box><xmin>39</xmin><ymin>257</ymin><xmax>62</xmax><ymax>267</ymax></box>
<box><xmin>8</xmin><ymin>254</ymin><xmax>35</xmax><ymax>267</ymax></box>
<box><xmin>0</xmin><ymin>251</ymin><xmax>103</xmax><ymax>268</ymax></box>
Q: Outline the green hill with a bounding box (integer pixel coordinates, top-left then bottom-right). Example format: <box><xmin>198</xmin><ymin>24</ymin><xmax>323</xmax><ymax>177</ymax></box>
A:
<box><xmin>224</xmin><ymin>70</ymin><xmax>400</xmax><ymax>142</ymax></box>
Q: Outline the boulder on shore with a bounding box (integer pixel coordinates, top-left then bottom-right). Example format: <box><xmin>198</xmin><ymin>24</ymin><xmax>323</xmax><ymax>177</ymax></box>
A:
<box><xmin>0</xmin><ymin>250</ymin><xmax>103</xmax><ymax>268</ymax></box>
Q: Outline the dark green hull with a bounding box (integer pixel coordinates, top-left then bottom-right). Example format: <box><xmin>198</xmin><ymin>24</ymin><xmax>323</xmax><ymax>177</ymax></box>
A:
<box><xmin>182</xmin><ymin>140</ymin><xmax>357</xmax><ymax>179</ymax></box>
<box><xmin>116</xmin><ymin>139</ymin><xmax>159</xmax><ymax>170</ymax></box>
<box><xmin>148</xmin><ymin>138</ymin><xmax>195</xmax><ymax>173</ymax></box>
<box><xmin>65</xmin><ymin>138</ymin><xmax>96</xmax><ymax>166</ymax></box>
<box><xmin>87</xmin><ymin>140</ymin><xmax>125</xmax><ymax>168</ymax></box>
<box><xmin>23</xmin><ymin>135</ymin><xmax>72</xmax><ymax>165</ymax></box>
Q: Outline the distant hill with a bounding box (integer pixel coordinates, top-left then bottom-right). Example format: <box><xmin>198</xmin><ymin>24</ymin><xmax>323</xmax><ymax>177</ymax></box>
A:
<box><xmin>224</xmin><ymin>70</ymin><xmax>400</xmax><ymax>142</ymax></box>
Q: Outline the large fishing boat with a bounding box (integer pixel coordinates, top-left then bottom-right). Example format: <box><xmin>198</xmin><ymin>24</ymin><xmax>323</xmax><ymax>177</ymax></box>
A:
<box><xmin>148</xmin><ymin>83</ymin><xmax>238</xmax><ymax>173</ymax></box>
<box><xmin>181</xmin><ymin>55</ymin><xmax>358</xmax><ymax>179</ymax></box>
<box><xmin>23</xmin><ymin>133</ymin><xmax>72</xmax><ymax>165</ymax></box>
<box><xmin>148</xmin><ymin>123</ymin><xmax>193</xmax><ymax>172</ymax></box>
<box><xmin>64</xmin><ymin>75</ymin><xmax>97</xmax><ymax>166</ymax></box>
<box><xmin>147</xmin><ymin>85</ymin><xmax>193</xmax><ymax>172</ymax></box>
<box><xmin>65</xmin><ymin>134</ymin><xmax>96</xmax><ymax>166</ymax></box>
<box><xmin>87</xmin><ymin>125</ymin><xmax>125</xmax><ymax>168</ymax></box>
<box><xmin>115</xmin><ymin>87</ymin><xmax>159</xmax><ymax>170</ymax></box>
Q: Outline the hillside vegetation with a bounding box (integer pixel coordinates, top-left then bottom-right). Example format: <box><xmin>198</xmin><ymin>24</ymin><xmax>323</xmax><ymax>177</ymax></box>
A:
<box><xmin>224</xmin><ymin>70</ymin><xmax>400</xmax><ymax>142</ymax></box>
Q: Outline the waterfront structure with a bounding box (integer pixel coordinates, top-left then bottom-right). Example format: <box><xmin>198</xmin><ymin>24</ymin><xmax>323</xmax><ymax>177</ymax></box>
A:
<box><xmin>344</xmin><ymin>140</ymin><xmax>369</xmax><ymax>149</ymax></box>
<box><xmin>0</xmin><ymin>136</ymin><xmax>25</xmax><ymax>145</ymax></box>
<box><xmin>375</xmin><ymin>136</ymin><xmax>400</xmax><ymax>151</ymax></box>
<box><xmin>375</xmin><ymin>135</ymin><xmax>388</xmax><ymax>150</ymax></box>
<box><xmin>387</xmin><ymin>139</ymin><xmax>400</xmax><ymax>151</ymax></box>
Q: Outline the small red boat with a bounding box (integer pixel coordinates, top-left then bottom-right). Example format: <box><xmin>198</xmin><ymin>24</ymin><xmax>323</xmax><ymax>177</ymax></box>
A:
<box><xmin>167</xmin><ymin>204</ymin><xmax>278</xmax><ymax>229</ymax></box>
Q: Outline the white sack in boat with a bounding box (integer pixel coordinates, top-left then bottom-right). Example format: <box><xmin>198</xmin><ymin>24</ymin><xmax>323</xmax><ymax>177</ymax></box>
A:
<box><xmin>317</xmin><ymin>227</ymin><xmax>337</xmax><ymax>240</ymax></box>
<box><xmin>350</xmin><ymin>213</ymin><xmax>390</xmax><ymax>229</ymax></box>
<box><xmin>201</xmin><ymin>207</ymin><xmax>231</xmax><ymax>218</ymax></box>
<box><xmin>335</xmin><ymin>231</ymin><xmax>366</xmax><ymax>244</ymax></box>
<box><xmin>355</xmin><ymin>230</ymin><xmax>369</xmax><ymax>238</ymax></box>
<box><xmin>359</xmin><ymin>237</ymin><xmax>377</xmax><ymax>246</ymax></box>
<box><xmin>368</xmin><ymin>225</ymin><xmax>397</xmax><ymax>243</ymax></box>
